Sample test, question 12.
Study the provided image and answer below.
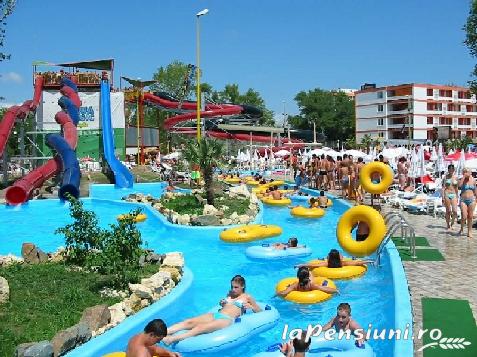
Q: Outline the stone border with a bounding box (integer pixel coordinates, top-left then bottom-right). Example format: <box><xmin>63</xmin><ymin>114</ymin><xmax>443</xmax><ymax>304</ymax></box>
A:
<box><xmin>65</xmin><ymin>267</ymin><xmax>193</xmax><ymax>357</ymax></box>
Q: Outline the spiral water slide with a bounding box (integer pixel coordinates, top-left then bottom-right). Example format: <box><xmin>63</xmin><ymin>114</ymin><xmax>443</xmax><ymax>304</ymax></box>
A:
<box><xmin>3</xmin><ymin>76</ymin><xmax>81</xmax><ymax>204</ymax></box>
<box><xmin>142</xmin><ymin>92</ymin><xmax>302</xmax><ymax>145</ymax></box>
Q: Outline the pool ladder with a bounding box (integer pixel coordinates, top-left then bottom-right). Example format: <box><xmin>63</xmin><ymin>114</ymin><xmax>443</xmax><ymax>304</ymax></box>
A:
<box><xmin>374</xmin><ymin>212</ymin><xmax>417</xmax><ymax>266</ymax></box>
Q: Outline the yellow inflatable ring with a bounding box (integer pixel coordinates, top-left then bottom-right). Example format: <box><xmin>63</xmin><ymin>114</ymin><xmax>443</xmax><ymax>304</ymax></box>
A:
<box><xmin>224</xmin><ymin>177</ymin><xmax>241</xmax><ymax>184</ymax></box>
<box><xmin>117</xmin><ymin>213</ymin><xmax>147</xmax><ymax>223</ymax></box>
<box><xmin>220</xmin><ymin>224</ymin><xmax>283</xmax><ymax>243</ymax></box>
<box><xmin>260</xmin><ymin>180</ymin><xmax>285</xmax><ymax>189</ymax></box>
<box><xmin>103</xmin><ymin>354</ymin><xmax>158</xmax><ymax>357</ymax></box>
<box><xmin>308</xmin><ymin>259</ymin><xmax>367</xmax><ymax>279</ymax></box>
<box><xmin>246</xmin><ymin>180</ymin><xmax>260</xmax><ymax>186</ymax></box>
<box><xmin>359</xmin><ymin>162</ymin><xmax>394</xmax><ymax>194</ymax></box>
<box><xmin>278</xmin><ymin>189</ymin><xmax>295</xmax><ymax>194</ymax></box>
<box><xmin>262</xmin><ymin>197</ymin><xmax>292</xmax><ymax>206</ymax></box>
<box><xmin>336</xmin><ymin>205</ymin><xmax>386</xmax><ymax>257</ymax></box>
<box><xmin>290</xmin><ymin>206</ymin><xmax>325</xmax><ymax>218</ymax></box>
<box><xmin>276</xmin><ymin>276</ymin><xmax>336</xmax><ymax>304</ymax></box>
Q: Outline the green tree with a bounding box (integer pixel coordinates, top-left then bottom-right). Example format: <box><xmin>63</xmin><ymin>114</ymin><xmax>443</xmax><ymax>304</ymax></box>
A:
<box><xmin>288</xmin><ymin>89</ymin><xmax>354</xmax><ymax>141</ymax></box>
<box><xmin>360</xmin><ymin>134</ymin><xmax>373</xmax><ymax>153</ymax></box>
<box><xmin>464</xmin><ymin>0</ymin><xmax>477</xmax><ymax>93</ymax></box>
<box><xmin>151</xmin><ymin>60</ymin><xmax>195</xmax><ymax>99</ymax></box>
<box><xmin>182</xmin><ymin>138</ymin><xmax>224</xmax><ymax>205</ymax></box>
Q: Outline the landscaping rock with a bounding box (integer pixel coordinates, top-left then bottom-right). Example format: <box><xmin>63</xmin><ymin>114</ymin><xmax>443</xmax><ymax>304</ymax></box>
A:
<box><xmin>108</xmin><ymin>302</ymin><xmax>127</xmax><ymax>326</ymax></box>
<box><xmin>177</xmin><ymin>214</ymin><xmax>191</xmax><ymax>225</ymax></box>
<box><xmin>162</xmin><ymin>252</ymin><xmax>184</xmax><ymax>268</ymax></box>
<box><xmin>145</xmin><ymin>252</ymin><xmax>163</xmax><ymax>264</ymax></box>
<box><xmin>0</xmin><ymin>254</ymin><xmax>24</xmax><ymax>266</ymax></box>
<box><xmin>229</xmin><ymin>184</ymin><xmax>250</xmax><ymax>197</ymax></box>
<box><xmin>220</xmin><ymin>218</ymin><xmax>233</xmax><ymax>226</ymax></box>
<box><xmin>21</xmin><ymin>243</ymin><xmax>48</xmax><ymax>264</ymax></box>
<box><xmin>16</xmin><ymin>340</ymin><xmax>53</xmax><ymax>357</ymax></box>
<box><xmin>238</xmin><ymin>214</ymin><xmax>251</xmax><ymax>224</ymax></box>
<box><xmin>51</xmin><ymin>323</ymin><xmax>91</xmax><ymax>356</ymax></box>
<box><xmin>128</xmin><ymin>284</ymin><xmax>153</xmax><ymax>300</ymax></box>
<box><xmin>124</xmin><ymin>293</ymin><xmax>142</xmax><ymax>313</ymax></box>
<box><xmin>203</xmin><ymin>204</ymin><xmax>219</xmax><ymax>215</ymax></box>
<box><xmin>0</xmin><ymin>276</ymin><xmax>9</xmax><ymax>304</ymax></box>
<box><xmin>80</xmin><ymin>305</ymin><xmax>111</xmax><ymax>332</ymax></box>
<box><xmin>191</xmin><ymin>214</ymin><xmax>220</xmax><ymax>226</ymax></box>
<box><xmin>159</xmin><ymin>267</ymin><xmax>182</xmax><ymax>284</ymax></box>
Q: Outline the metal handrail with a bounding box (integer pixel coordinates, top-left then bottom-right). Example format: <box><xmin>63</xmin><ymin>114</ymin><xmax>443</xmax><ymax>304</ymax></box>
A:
<box><xmin>375</xmin><ymin>212</ymin><xmax>417</xmax><ymax>266</ymax></box>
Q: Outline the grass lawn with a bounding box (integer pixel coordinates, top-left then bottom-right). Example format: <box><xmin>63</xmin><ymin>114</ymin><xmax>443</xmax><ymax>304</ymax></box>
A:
<box><xmin>0</xmin><ymin>262</ymin><xmax>158</xmax><ymax>356</ymax></box>
<box><xmin>160</xmin><ymin>193</ymin><xmax>250</xmax><ymax>218</ymax></box>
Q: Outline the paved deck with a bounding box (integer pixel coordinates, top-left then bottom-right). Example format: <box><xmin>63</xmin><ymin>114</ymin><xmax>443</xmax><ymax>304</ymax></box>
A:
<box><xmin>382</xmin><ymin>205</ymin><xmax>477</xmax><ymax>355</ymax></box>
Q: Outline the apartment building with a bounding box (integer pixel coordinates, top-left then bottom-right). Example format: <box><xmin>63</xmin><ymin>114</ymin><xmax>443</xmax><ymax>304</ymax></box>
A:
<box><xmin>355</xmin><ymin>83</ymin><xmax>477</xmax><ymax>144</ymax></box>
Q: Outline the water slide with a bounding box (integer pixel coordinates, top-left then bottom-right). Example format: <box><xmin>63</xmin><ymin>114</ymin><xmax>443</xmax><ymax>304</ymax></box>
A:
<box><xmin>100</xmin><ymin>79</ymin><xmax>133</xmax><ymax>188</ymax></box>
<box><xmin>141</xmin><ymin>92</ymin><xmax>303</xmax><ymax>146</ymax></box>
<box><xmin>4</xmin><ymin>77</ymin><xmax>81</xmax><ymax>204</ymax></box>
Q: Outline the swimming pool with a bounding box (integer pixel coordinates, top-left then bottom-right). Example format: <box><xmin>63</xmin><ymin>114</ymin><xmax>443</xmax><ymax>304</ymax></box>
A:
<box><xmin>0</xmin><ymin>183</ymin><xmax>412</xmax><ymax>356</ymax></box>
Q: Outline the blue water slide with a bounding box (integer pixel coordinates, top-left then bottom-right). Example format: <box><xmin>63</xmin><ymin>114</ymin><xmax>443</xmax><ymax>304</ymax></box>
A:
<box><xmin>45</xmin><ymin>133</ymin><xmax>80</xmax><ymax>200</ymax></box>
<box><xmin>60</xmin><ymin>77</ymin><xmax>78</xmax><ymax>92</ymax></box>
<box><xmin>100</xmin><ymin>79</ymin><xmax>133</xmax><ymax>188</ymax></box>
<box><xmin>58</xmin><ymin>96</ymin><xmax>80</xmax><ymax>125</ymax></box>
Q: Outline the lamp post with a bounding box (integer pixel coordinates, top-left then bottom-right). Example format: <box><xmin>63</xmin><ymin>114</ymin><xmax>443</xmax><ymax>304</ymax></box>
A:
<box><xmin>407</xmin><ymin>95</ymin><xmax>412</xmax><ymax>149</ymax></box>
<box><xmin>196</xmin><ymin>8</ymin><xmax>209</xmax><ymax>141</ymax></box>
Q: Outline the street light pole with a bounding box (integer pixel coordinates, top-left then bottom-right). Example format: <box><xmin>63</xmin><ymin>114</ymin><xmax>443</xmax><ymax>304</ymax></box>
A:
<box><xmin>196</xmin><ymin>8</ymin><xmax>209</xmax><ymax>141</ymax></box>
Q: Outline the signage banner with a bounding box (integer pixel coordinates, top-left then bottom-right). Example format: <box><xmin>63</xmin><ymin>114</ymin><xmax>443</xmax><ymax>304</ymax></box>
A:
<box><xmin>37</xmin><ymin>90</ymin><xmax>125</xmax><ymax>130</ymax></box>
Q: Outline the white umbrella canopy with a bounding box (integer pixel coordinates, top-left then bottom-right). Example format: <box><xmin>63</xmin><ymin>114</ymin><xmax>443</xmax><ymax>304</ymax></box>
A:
<box><xmin>437</xmin><ymin>143</ymin><xmax>446</xmax><ymax>174</ymax></box>
<box><xmin>307</xmin><ymin>148</ymin><xmax>325</xmax><ymax>157</ymax></box>
<box><xmin>456</xmin><ymin>149</ymin><xmax>466</xmax><ymax>177</ymax></box>
<box><xmin>275</xmin><ymin>149</ymin><xmax>291</xmax><ymax>157</ymax></box>
<box><xmin>163</xmin><ymin>151</ymin><xmax>181</xmax><ymax>160</ymax></box>
<box><xmin>464</xmin><ymin>158</ymin><xmax>477</xmax><ymax>170</ymax></box>
<box><xmin>344</xmin><ymin>149</ymin><xmax>367</xmax><ymax>158</ymax></box>
<box><xmin>380</xmin><ymin>147</ymin><xmax>408</xmax><ymax>160</ymax></box>
<box><xmin>417</xmin><ymin>145</ymin><xmax>426</xmax><ymax>178</ymax></box>
<box><xmin>430</xmin><ymin>147</ymin><xmax>438</xmax><ymax>161</ymax></box>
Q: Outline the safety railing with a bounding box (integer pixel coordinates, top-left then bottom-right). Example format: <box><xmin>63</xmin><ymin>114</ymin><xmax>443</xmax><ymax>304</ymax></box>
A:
<box><xmin>374</xmin><ymin>211</ymin><xmax>417</xmax><ymax>266</ymax></box>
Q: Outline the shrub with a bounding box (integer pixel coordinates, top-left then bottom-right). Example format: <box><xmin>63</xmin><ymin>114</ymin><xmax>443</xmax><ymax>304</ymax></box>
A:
<box><xmin>56</xmin><ymin>196</ymin><xmax>145</xmax><ymax>288</ymax></box>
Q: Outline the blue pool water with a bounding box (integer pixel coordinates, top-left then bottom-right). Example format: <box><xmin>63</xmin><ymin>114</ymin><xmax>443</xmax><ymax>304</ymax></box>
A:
<box><xmin>0</xmin><ymin>184</ymin><xmax>400</xmax><ymax>356</ymax></box>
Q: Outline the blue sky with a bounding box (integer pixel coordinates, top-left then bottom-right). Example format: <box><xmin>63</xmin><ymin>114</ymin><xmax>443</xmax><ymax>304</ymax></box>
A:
<box><xmin>0</xmin><ymin>0</ymin><xmax>474</xmax><ymax>123</ymax></box>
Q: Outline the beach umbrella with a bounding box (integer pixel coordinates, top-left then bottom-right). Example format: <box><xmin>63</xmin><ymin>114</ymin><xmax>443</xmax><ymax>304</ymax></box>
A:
<box><xmin>456</xmin><ymin>149</ymin><xmax>466</xmax><ymax>177</ymax></box>
<box><xmin>264</xmin><ymin>149</ymin><xmax>268</xmax><ymax>160</ymax></box>
<box><xmin>437</xmin><ymin>143</ymin><xmax>446</xmax><ymax>175</ymax></box>
<box><xmin>430</xmin><ymin>147</ymin><xmax>438</xmax><ymax>161</ymax></box>
<box><xmin>417</xmin><ymin>145</ymin><xmax>426</xmax><ymax>178</ymax></box>
<box><xmin>409</xmin><ymin>148</ymin><xmax>418</xmax><ymax>178</ymax></box>
<box><xmin>275</xmin><ymin>149</ymin><xmax>291</xmax><ymax>157</ymax></box>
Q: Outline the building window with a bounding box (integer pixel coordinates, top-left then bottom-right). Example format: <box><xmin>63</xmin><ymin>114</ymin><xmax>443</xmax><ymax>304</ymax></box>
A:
<box><xmin>377</xmin><ymin>104</ymin><xmax>384</xmax><ymax>112</ymax></box>
<box><xmin>378</xmin><ymin>132</ymin><xmax>384</xmax><ymax>138</ymax></box>
<box><xmin>377</xmin><ymin>118</ymin><xmax>384</xmax><ymax>126</ymax></box>
<box><xmin>439</xmin><ymin>117</ymin><xmax>452</xmax><ymax>125</ymax></box>
<box><xmin>427</xmin><ymin>88</ymin><xmax>433</xmax><ymax>96</ymax></box>
<box><xmin>427</xmin><ymin>117</ymin><xmax>433</xmax><ymax>125</ymax></box>
<box><xmin>377</xmin><ymin>91</ymin><xmax>383</xmax><ymax>99</ymax></box>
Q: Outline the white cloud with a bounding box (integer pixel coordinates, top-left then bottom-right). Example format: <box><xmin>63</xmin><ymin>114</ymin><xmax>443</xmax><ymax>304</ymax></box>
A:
<box><xmin>0</xmin><ymin>72</ymin><xmax>23</xmax><ymax>84</ymax></box>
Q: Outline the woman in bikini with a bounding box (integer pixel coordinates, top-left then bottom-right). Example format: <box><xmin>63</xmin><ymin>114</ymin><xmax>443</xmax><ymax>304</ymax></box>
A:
<box><xmin>296</xmin><ymin>249</ymin><xmax>372</xmax><ymax>269</ymax></box>
<box><xmin>459</xmin><ymin>168</ymin><xmax>477</xmax><ymax>238</ymax></box>
<box><xmin>162</xmin><ymin>275</ymin><xmax>261</xmax><ymax>345</ymax></box>
<box><xmin>442</xmin><ymin>164</ymin><xmax>458</xmax><ymax>230</ymax></box>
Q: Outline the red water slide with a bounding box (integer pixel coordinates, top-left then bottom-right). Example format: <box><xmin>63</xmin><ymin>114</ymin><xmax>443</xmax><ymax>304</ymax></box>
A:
<box><xmin>4</xmin><ymin>77</ymin><xmax>80</xmax><ymax>205</ymax></box>
<box><xmin>142</xmin><ymin>92</ymin><xmax>303</xmax><ymax>146</ymax></box>
<box><xmin>0</xmin><ymin>76</ymin><xmax>44</xmax><ymax>157</ymax></box>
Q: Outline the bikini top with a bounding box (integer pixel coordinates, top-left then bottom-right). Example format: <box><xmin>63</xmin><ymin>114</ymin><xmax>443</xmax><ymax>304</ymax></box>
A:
<box><xmin>225</xmin><ymin>297</ymin><xmax>245</xmax><ymax>309</ymax></box>
<box><xmin>445</xmin><ymin>178</ymin><xmax>458</xmax><ymax>186</ymax></box>
<box><xmin>460</xmin><ymin>183</ymin><xmax>475</xmax><ymax>191</ymax></box>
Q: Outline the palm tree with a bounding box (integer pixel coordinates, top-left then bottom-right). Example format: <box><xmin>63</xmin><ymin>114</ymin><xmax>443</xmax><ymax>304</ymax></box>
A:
<box><xmin>182</xmin><ymin>138</ymin><xmax>224</xmax><ymax>205</ymax></box>
<box><xmin>360</xmin><ymin>134</ymin><xmax>372</xmax><ymax>153</ymax></box>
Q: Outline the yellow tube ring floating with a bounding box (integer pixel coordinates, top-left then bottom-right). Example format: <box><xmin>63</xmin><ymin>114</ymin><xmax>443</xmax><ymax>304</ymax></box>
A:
<box><xmin>116</xmin><ymin>213</ymin><xmax>147</xmax><ymax>223</ymax></box>
<box><xmin>220</xmin><ymin>224</ymin><xmax>283</xmax><ymax>243</ymax></box>
<box><xmin>276</xmin><ymin>276</ymin><xmax>337</xmax><ymax>304</ymax></box>
<box><xmin>359</xmin><ymin>161</ymin><xmax>394</xmax><ymax>194</ymax></box>
<box><xmin>261</xmin><ymin>197</ymin><xmax>292</xmax><ymax>206</ymax></box>
<box><xmin>224</xmin><ymin>177</ymin><xmax>241</xmax><ymax>184</ymax></box>
<box><xmin>290</xmin><ymin>206</ymin><xmax>325</xmax><ymax>218</ymax></box>
<box><xmin>336</xmin><ymin>205</ymin><xmax>386</xmax><ymax>257</ymax></box>
<box><xmin>308</xmin><ymin>259</ymin><xmax>367</xmax><ymax>279</ymax></box>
